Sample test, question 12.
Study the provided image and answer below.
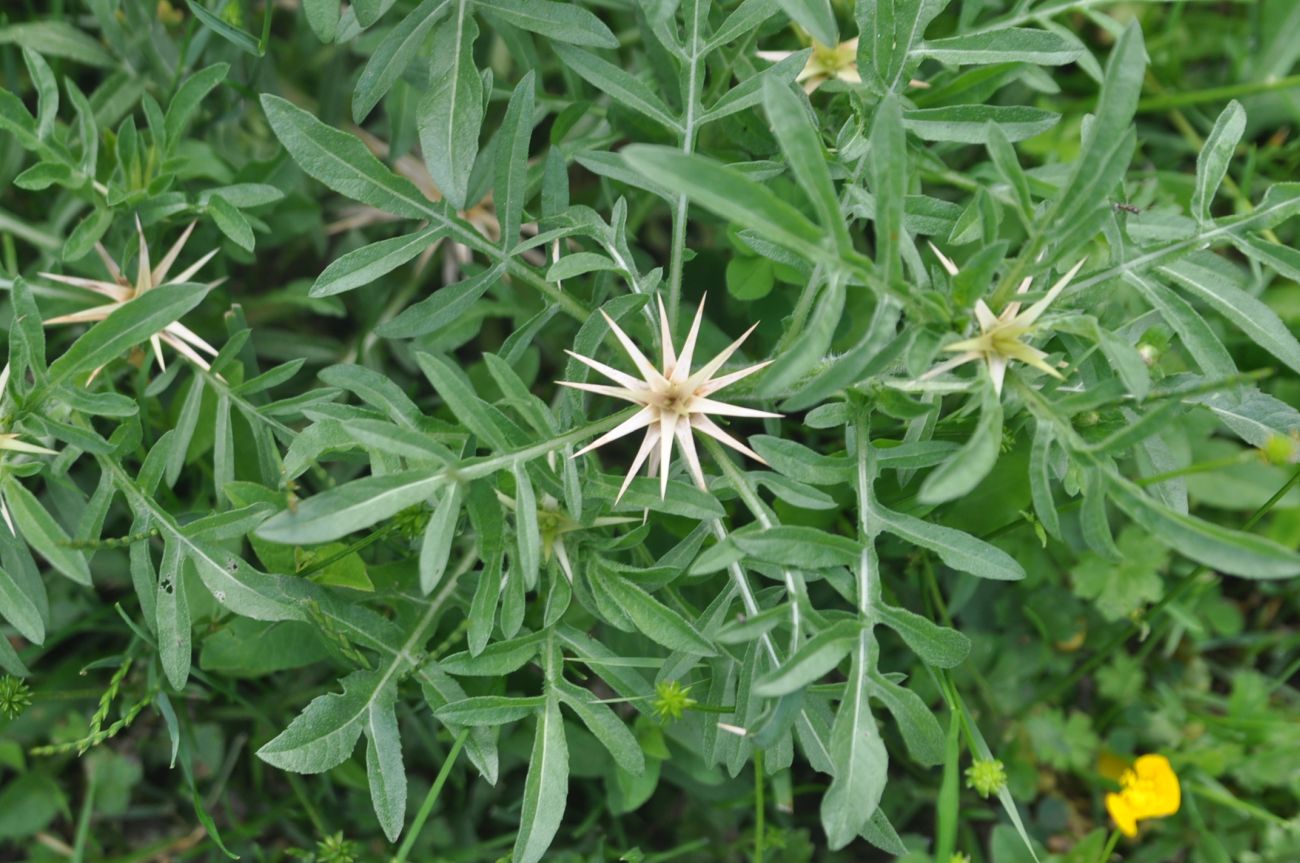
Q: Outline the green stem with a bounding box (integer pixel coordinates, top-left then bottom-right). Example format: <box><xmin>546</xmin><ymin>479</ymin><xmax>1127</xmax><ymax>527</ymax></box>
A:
<box><xmin>704</xmin><ymin>435</ymin><xmax>807</xmax><ymax>644</ymax></box>
<box><xmin>1137</xmin><ymin>73</ymin><xmax>1300</xmax><ymax>112</ymax></box>
<box><xmin>1133</xmin><ymin>452</ymin><xmax>1254</xmax><ymax>486</ymax></box>
<box><xmin>753</xmin><ymin>749</ymin><xmax>766</xmax><ymax>863</ymax></box>
<box><xmin>1097</xmin><ymin>828</ymin><xmax>1122</xmax><ymax>863</ymax></box>
<box><xmin>667</xmin><ymin>2</ymin><xmax>706</xmax><ymax>329</ymax></box>
<box><xmin>297</xmin><ymin>520</ymin><xmax>402</xmax><ymax>576</ymax></box>
<box><xmin>393</xmin><ymin>728</ymin><xmax>470</xmax><ymax>863</ymax></box>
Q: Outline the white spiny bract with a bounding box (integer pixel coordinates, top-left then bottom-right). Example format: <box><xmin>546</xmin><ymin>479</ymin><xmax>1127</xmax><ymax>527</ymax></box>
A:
<box><xmin>0</xmin><ymin>364</ymin><xmax>57</xmax><ymax>534</ymax></box>
<box><xmin>559</xmin><ymin>296</ymin><xmax>779</xmax><ymax>501</ymax></box>
<box><xmin>921</xmin><ymin>247</ymin><xmax>1088</xmax><ymax>395</ymax></box>
<box><xmin>40</xmin><ymin>218</ymin><xmax>222</xmax><ymax>376</ymax></box>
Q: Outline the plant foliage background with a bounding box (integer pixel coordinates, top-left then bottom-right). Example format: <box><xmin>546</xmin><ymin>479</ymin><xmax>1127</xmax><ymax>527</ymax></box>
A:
<box><xmin>2</xmin><ymin>0</ymin><xmax>1300</xmax><ymax>861</ymax></box>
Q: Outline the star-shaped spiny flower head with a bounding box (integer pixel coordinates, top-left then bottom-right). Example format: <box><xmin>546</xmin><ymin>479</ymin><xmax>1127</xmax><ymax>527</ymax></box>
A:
<box><xmin>757</xmin><ymin>37</ymin><xmax>930</xmax><ymax>94</ymax></box>
<box><xmin>40</xmin><ymin>218</ymin><xmax>222</xmax><ymax>378</ymax></box>
<box><xmin>559</xmin><ymin>296</ymin><xmax>780</xmax><ymax>502</ymax></box>
<box><xmin>757</xmin><ymin>37</ymin><xmax>861</xmax><ymax>93</ymax></box>
<box><xmin>920</xmin><ymin>245</ymin><xmax>1087</xmax><ymax>395</ymax></box>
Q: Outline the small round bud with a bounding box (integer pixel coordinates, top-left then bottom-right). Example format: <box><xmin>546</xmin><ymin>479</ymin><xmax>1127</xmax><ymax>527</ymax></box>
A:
<box><xmin>965</xmin><ymin>758</ymin><xmax>1008</xmax><ymax>798</ymax></box>
<box><xmin>1261</xmin><ymin>435</ymin><xmax>1297</xmax><ymax>466</ymax></box>
<box><xmin>651</xmin><ymin>680</ymin><xmax>697</xmax><ymax>723</ymax></box>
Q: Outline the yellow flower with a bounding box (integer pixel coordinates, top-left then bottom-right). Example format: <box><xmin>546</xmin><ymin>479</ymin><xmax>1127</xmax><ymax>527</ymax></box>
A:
<box><xmin>1105</xmin><ymin>754</ymin><xmax>1181</xmax><ymax>838</ymax></box>
<box><xmin>921</xmin><ymin>246</ymin><xmax>1087</xmax><ymax>395</ymax></box>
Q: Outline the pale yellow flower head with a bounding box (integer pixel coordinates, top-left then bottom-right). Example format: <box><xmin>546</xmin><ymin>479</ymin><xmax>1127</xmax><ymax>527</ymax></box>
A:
<box><xmin>40</xmin><ymin>217</ymin><xmax>222</xmax><ymax>377</ymax></box>
<box><xmin>757</xmin><ymin>38</ymin><xmax>861</xmax><ymax>94</ymax></box>
<box><xmin>921</xmin><ymin>246</ymin><xmax>1087</xmax><ymax>395</ymax></box>
<box><xmin>0</xmin><ymin>364</ymin><xmax>59</xmax><ymax>534</ymax></box>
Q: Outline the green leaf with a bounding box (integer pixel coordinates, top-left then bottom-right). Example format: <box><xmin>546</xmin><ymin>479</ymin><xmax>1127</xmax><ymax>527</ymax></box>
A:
<box><xmin>775</xmin><ymin>0</ymin><xmax>836</xmax><ymax>46</ymax></box>
<box><xmin>418</xmin><ymin>4</ymin><xmax>482</xmax><ymax>211</ymax></box>
<box><xmin>872</xmin><ymin>503</ymin><xmax>1025</xmax><ymax>580</ymax></box>
<box><xmin>364</xmin><ymin>692</ymin><xmax>406</xmax><ymax>842</ymax></box>
<box><xmin>208</xmin><ymin>195</ymin><xmax>254</xmax><ymax>251</ymax></box>
<box><xmin>1191</xmin><ymin>100</ymin><xmax>1245</xmax><ymax>224</ymax></box>
<box><xmin>0</xmin><ymin>88</ymin><xmax>38</xmax><ymax>151</ymax></box>
<box><xmin>513</xmin><ymin>693</ymin><xmax>569</xmax><ymax>863</ymax></box>
<box><xmin>257</xmin><ymin>471</ymin><xmax>445</xmax><ymax>545</ymax></box>
<box><xmin>378</xmin><ymin>263</ymin><xmax>506</xmax><ymax>338</ymax></box>
<box><xmin>753</xmin><ymin>620</ymin><xmax>862</xmax><ymax>696</ymax></box>
<box><xmin>1159</xmin><ymin>253</ymin><xmax>1300</xmax><ymax>376</ymax></box>
<box><xmin>435</xmin><ymin>695</ymin><xmax>546</xmax><ymax>725</ymax></box>
<box><xmin>21</xmin><ymin>50</ymin><xmax>57</xmax><ymax>141</ymax></box>
<box><xmin>704</xmin><ymin>51</ymin><xmax>810</xmax><ymax>125</ymax></box>
<box><xmin>512</xmin><ymin>462</ymin><xmax>540</xmax><ymax>590</ymax></box>
<box><xmin>598</xmin><ymin>573</ymin><xmax>716</xmax><ymax>656</ymax></box>
<box><xmin>709</xmin><ymin>0</ymin><xmax>781</xmax><ymax>50</ymax></box>
<box><xmin>750</xmin><ymin>436</ymin><xmax>851</xmax><ymax>485</ymax></box>
<box><xmin>1108</xmin><ymin>476</ymin><xmax>1300</xmax><ymax>578</ymax></box>
<box><xmin>553</xmin><ymin>44</ymin><xmax>681</xmax><ymax>133</ymax></box>
<box><xmin>261</xmin><ymin>94</ymin><xmax>432</xmax><ymax>218</ymax></box>
<box><xmin>904</xmin><ymin>105</ymin><xmax>1060</xmax><ymax>143</ymax></box>
<box><xmin>66</xmin><ymin>79</ymin><xmax>97</xmax><ymax>176</ymax></box>
<box><xmin>916</xmin><ymin>29</ymin><xmax>1082</xmax><ymax>66</ymax></box>
<box><xmin>726</xmin><ymin>255</ymin><xmax>775</xmax><ymax>301</ymax></box>
<box><xmin>3</xmin><ymin>480</ymin><xmax>91</xmax><ymax>585</ymax></box>
<box><xmin>986</xmin><ymin>121</ymin><xmax>1032</xmax><ymax>217</ymax></box>
<box><xmin>762</xmin><ymin>77</ymin><xmax>849</xmax><ymax>252</ymax></box>
<box><xmin>820</xmin><ymin>636</ymin><xmax>887</xmax><ymax>848</ymax></box>
<box><xmin>553</xmin><ymin>678</ymin><xmax>645</xmax><ymax>775</ymax></box>
<box><xmin>1054</xmin><ymin>21</ymin><xmax>1145</xmax><ymax>226</ymax></box>
<box><xmin>420</xmin><ymin>484</ymin><xmax>463</xmax><ymax>594</ymax></box>
<box><xmin>876</xmin><ymin>604</ymin><xmax>970</xmax><ymax>668</ymax></box>
<box><xmin>0</xmin><ymin>21</ymin><xmax>115</xmax><ymax>67</ymax></box>
<box><xmin>1124</xmin><ymin>273</ymin><xmax>1235</xmax><ymax>379</ymax></box>
<box><xmin>856</xmin><ymin>0</ymin><xmax>946</xmax><ymax>90</ymax></box>
<box><xmin>311</xmin><ymin>225</ymin><xmax>446</xmax><ymax>297</ymax></box>
<box><xmin>166</xmin><ymin>63</ymin><xmax>229</xmax><ymax>145</ymax></box>
<box><xmin>1029</xmin><ymin>421</ymin><xmax>1062</xmax><ymax>539</ymax></box>
<box><xmin>0</xmin><ymin>562</ymin><xmax>44</xmax><ymax>644</ymax></box>
<box><xmin>621</xmin><ymin>145</ymin><xmax>828</xmax><ymax>267</ymax></box>
<box><xmin>185</xmin><ymin>0</ymin><xmax>263</xmax><ymax>56</ymax></box>
<box><xmin>1071</xmin><ymin>527</ymin><xmax>1166</xmax><ymax>620</ymax></box>
<box><xmin>869</xmin><ymin>675</ymin><xmax>945</xmax><ymax>766</ymax></box>
<box><xmin>353</xmin><ymin>0</ymin><xmax>451</xmax><ymax>122</ymax></box>
<box><xmin>415</xmin><ymin>351</ymin><xmax>513</xmax><ymax>450</ymax></box>
<box><xmin>870</xmin><ymin>93</ymin><xmax>906</xmax><ymax>287</ymax></box>
<box><xmin>496</xmin><ymin>71</ymin><xmax>536</xmax><ymax>248</ymax></box>
<box><xmin>257</xmin><ymin>669</ymin><xmax>385</xmax><ymax>772</ymax></box>
<box><xmin>733</xmin><ymin>526</ymin><xmax>862</xmax><ymax>569</ymax></box>
<box><xmin>63</xmin><ymin>208</ymin><xmax>113</xmax><ymax>262</ymax></box>
<box><xmin>439</xmin><ymin>631</ymin><xmax>544</xmax><ymax>675</ymax></box>
<box><xmin>479</xmin><ymin>0</ymin><xmax>617</xmax><ymax>48</ymax></box>
<box><xmin>918</xmin><ymin>384</ymin><xmax>1003</xmax><ymax>504</ymax></box>
<box><xmin>156</xmin><ymin>540</ymin><xmax>191</xmax><ymax>689</ymax></box>
<box><xmin>302</xmin><ymin>0</ymin><xmax>341</xmax><ymax>41</ymax></box>
<box><xmin>548</xmin><ymin>252</ymin><xmax>619</xmax><ymax>282</ymax></box>
<box><xmin>352</xmin><ymin>0</ymin><xmax>389</xmax><ymax>27</ymax></box>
